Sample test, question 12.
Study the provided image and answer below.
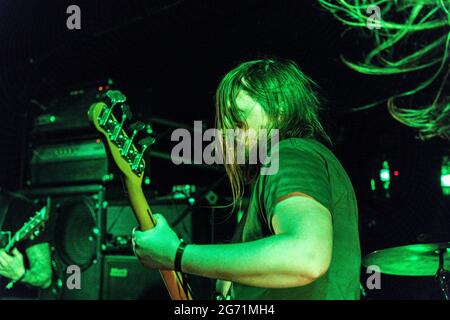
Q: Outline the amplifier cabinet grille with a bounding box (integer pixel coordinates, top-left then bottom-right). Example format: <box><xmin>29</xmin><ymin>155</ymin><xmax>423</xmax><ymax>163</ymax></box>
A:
<box><xmin>28</xmin><ymin>185</ymin><xmax>105</xmax><ymax>300</ymax></box>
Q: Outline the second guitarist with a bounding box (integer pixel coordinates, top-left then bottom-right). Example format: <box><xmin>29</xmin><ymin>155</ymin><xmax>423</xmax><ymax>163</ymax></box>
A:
<box><xmin>0</xmin><ymin>188</ymin><xmax>52</xmax><ymax>299</ymax></box>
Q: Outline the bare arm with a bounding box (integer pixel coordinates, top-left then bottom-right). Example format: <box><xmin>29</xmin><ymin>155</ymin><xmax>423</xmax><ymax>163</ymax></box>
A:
<box><xmin>22</xmin><ymin>243</ymin><xmax>52</xmax><ymax>289</ymax></box>
<box><xmin>183</xmin><ymin>196</ymin><xmax>333</xmax><ymax>288</ymax></box>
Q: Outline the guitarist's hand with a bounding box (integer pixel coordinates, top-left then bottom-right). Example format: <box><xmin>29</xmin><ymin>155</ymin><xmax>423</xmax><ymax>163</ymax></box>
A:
<box><xmin>132</xmin><ymin>214</ymin><xmax>180</xmax><ymax>270</ymax></box>
<box><xmin>0</xmin><ymin>248</ymin><xmax>26</xmax><ymax>281</ymax></box>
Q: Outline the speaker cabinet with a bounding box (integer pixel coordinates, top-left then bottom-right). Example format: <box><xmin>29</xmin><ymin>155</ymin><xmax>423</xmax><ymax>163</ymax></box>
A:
<box><xmin>106</xmin><ymin>202</ymin><xmax>193</xmax><ymax>249</ymax></box>
<box><xmin>103</xmin><ymin>201</ymin><xmax>211</xmax><ymax>300</ymax></box>
<box><xmin>102</xmin><ymin>255</ymin><xmax>170</xmax><ymax>300</ymax></box>
<box><xmin>28</xmin><ymin>185</ymin><xmax>212</xmax><ymax>300</ymax></box>
<box><xmin>27</xmin><ymin>185</ymin><xmax>105</xmax><ymax>300</ymax></box>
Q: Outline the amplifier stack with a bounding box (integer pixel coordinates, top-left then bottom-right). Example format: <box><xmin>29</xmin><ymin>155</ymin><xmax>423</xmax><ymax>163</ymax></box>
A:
<box><xmin>22</xmin><ymin>83</ymin><xmax>211</xmax><ymax>300</ymax></box>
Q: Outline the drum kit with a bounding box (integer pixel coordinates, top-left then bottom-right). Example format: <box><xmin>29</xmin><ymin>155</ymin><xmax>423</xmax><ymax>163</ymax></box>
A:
<box><xmin>363</xmin><ymin>242</ymin><xmax>450</xmax><ymax>299</ymax></box>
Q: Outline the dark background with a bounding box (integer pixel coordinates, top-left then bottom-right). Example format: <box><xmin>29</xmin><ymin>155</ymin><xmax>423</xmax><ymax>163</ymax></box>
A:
<box><xmin>0</xmin><ymin>0</ymin><xmax>449</xmax><ymax>299</ymax></box>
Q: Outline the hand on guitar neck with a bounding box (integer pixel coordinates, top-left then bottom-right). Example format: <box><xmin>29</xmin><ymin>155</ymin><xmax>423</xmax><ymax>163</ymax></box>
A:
<box><xmin>132</xmin><ymin>214</ymin><xmax>181</xmax><ymax>270</ymax></box>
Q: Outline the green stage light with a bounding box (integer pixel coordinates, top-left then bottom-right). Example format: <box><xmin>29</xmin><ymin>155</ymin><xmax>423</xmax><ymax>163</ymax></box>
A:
<box><xmin>370</xmin><ymin>178</ymin><xmax>376</xmax><ymax>191</ymax></box>
<box><xmin>380</xmin><ymin>169</ymin><xmax>390</xmax><ymax>182</ymax></box>
<box><xmin>442</xmin><ymin>174</ymin><xmax>450</xmax><ymax>187</ymax></box>
<box><xmin>442</xmin><ymin>156</ymin><xmax>450</xmax><ymax>195</ymax></box>
<box><xmin>380</xmin><ymin>161</ymin><xmax>391</xmax><ymax>190</ymax></box>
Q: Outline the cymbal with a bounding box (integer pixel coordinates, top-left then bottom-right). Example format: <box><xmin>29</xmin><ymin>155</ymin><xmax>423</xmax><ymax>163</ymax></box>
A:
<box><xmin>363</xmin><ymin>243</ymin><xmax>450</xmax><ymax>276</ymax></box>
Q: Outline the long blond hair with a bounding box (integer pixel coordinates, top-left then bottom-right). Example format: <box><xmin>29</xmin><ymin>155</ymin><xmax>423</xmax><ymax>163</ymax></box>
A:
<box><xmin>215</xmin><ymin>58</ymin><xmax>330</xmax><ymax>209</ymax></box>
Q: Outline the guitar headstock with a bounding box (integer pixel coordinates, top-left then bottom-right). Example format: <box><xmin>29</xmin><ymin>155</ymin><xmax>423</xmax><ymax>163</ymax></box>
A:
<box><xmin>88</xmin><ymin>90</ymin><xmax>155</xmax><ymax>186</ymax></box>
<box><xmin>6</xmin><ymin>206</ymin><xmax>48</xmax><ymax>252</ymax></box>
<box><xmin>23</xmin><ymin>206</ymin><xmax>48</xmax><ymax>238</ymax></box>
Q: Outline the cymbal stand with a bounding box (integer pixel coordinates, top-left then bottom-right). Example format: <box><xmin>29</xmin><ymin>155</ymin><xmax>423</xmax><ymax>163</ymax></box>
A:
<box><xmin>435</xmin><ymin>248</ymin><xmax>449</xmax><ymax>300</ymax></box>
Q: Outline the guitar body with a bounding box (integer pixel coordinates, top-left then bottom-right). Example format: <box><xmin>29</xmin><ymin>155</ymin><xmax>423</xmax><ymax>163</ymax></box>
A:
<box><xmin>88</xmin><ymin>93</ymin><xmax>192</xmax><ymax>300</ymax></box>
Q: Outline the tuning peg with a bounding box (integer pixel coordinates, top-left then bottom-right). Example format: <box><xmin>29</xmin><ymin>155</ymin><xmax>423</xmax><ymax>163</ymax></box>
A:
<box><xmin>131</xmin><ymin>136</ymin><xmax>155</xmax><ymax>173</ymax></box>
<box><xmin>138</xmin><ymin>136</ymin><xmax>156</xmax><ymax>148</ymax></box>
<box><xmin>146</xmin><ymin>124</ymin><xmax>153</xmax><ymax>135</ymax></box>
<box><xmin>121</xmin><ymin>121</ymin><xmax>146</xmax><ymax>156</ymax></box>
<box><xmin>129</xmin><ymin>121</ymin><xmax>146</xmax><ymax>133</ymax></box>
<box><xmin>100</xmin><ymin>90</ymin><xmax>127</xmax><ymax>126</ymax></box>
<box><xmin>111</xmin><ymin>105</ymin><xmax>132</xmax><ymax>142</ymax></box>
<box><xmin>121</xmin><ymin>104</ymin><xmax>133</xmax><ymax>121</ymax></box>
<box><xmin>106</xmin><ymin>90</ymin><xmax>127</xmax><ymax>105</ymax></box>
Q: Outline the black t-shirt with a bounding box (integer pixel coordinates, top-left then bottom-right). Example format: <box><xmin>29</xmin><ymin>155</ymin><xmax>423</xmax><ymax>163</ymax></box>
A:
<box><xmin>231</xmin><ymin>138</ymin><xmax>361</xmax><ymax>300</ymax></box>
<box><xmin>0</xmin><ymin>191</ymin><xmax>49</xmax><ymax>299</ymax></box>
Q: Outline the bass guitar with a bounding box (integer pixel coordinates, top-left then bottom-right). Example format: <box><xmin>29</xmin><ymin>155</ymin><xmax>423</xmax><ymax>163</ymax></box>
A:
<box><xmin>88</xmin><ymin>90</ymin><xmax>192</xmax><ymax>300</ymax></box>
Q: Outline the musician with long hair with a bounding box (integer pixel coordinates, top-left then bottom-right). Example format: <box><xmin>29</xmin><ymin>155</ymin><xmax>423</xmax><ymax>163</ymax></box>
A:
<box><xmin>133</xmin><ymin>58</ymin><xmax>361</xmax><ymax>300</ymax></box>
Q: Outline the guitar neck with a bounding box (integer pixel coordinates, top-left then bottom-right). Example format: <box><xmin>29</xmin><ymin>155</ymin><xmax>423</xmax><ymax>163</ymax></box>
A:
<box><xmin>5</xmin><ymin>226</ymin><xmax>27</xmax><ymax>253</ymax></box>
<box><xmin>4</xmin><ymin>237</ymin><xmax>16</xmax><ymax>253</ymax></box>
<box><xmin>125</xmin><ymin>180</ymin><xmax>192</xmax><ymax>300</ymax></box>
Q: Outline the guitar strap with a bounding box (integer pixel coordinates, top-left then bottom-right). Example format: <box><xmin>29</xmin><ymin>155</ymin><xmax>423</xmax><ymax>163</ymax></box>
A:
<box><xmin>215</xmin><ymin>201</ymin><xmax>250</xmax><ymax>300</ymax></box>
<box><xmin>231</xmin><ymin>206</ymin><xmax>249</xmax><ymax>244</ymax></box>
<box><xmin>231</xmin><ymin>183</ymin><xmax>255</xmax><ymax>244</ymax></box>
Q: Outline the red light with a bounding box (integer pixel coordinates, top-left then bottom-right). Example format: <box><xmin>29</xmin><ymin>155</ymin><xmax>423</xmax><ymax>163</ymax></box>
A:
<box><xmin>394</xmin><ymin>171</ymin><xmax>399</xmax><ymax>176</ymax></box>
<box><xmin>98</xmin><ymin>86</ymin><xmax>103</xmax><ymax>91</ymax></box>
<box><xmin>105</xmin><ymin>85</ymin><xmax>110</xmax><ymax>90</ymax></box>
<box><xmin>96</xmin><ymin>138</ymin><xmax>101</xmax><ymax>144</ymax></box>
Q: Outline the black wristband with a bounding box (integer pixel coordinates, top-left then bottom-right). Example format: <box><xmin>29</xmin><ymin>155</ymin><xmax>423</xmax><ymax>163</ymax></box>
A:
<box><xmin>174</xmin><ymin>239</ymin><xmax>188</xmax><ymax>273</ymax></box>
